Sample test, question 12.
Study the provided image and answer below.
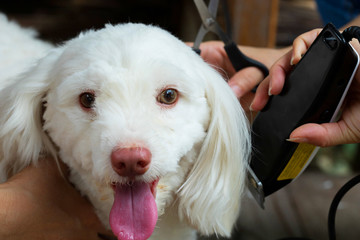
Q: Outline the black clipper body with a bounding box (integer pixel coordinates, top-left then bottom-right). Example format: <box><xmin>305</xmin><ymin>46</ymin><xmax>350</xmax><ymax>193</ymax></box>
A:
<box><xmin>249</xmin><ymin>23</ymin><xmax>360</xmax><ymax>207</ymax></box>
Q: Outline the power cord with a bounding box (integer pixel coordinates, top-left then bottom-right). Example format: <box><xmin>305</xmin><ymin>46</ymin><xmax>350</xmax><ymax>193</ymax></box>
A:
<box><xmin>327</xmin><ymin>174</ymin><xmax>360</xmax><ymax>240</ymax></box>
<box><xmin>277</xmin><ymin>174</ymin><xmax>360</xmax><ymax>240</ymax></box>
<box><xmin>342</xmin><ymin>26</ymin><xmax>360</xmax><ymax>42</ymax></box>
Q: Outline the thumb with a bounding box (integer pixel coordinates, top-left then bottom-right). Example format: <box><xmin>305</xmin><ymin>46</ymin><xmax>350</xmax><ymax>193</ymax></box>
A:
<box><xmin>288</xmin><ymin>123</ymin><xmax>348</xmax><ymax>147</ymax></box>
<box><xmin>228</xmin><ymin>66</ymin><xmax>264</xmax><ymax>98</ymax></box>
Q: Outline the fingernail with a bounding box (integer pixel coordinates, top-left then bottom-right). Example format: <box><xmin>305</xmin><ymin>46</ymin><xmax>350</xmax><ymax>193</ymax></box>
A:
<box><xmin>249</xmin><ymin>103</ymin><xmax>254</xmax><ymax>112</ymax></box>
<box><xmin>268</xmin><ymin>80</ymin><xmax>272</xmax><ymax>96</ymax></box>
<box><xmin>290</xmin><ymin>56</ymin><xmax>295</xmax><ymax>66</ymax></box>
<box><xmin>230</xmin><ymin>85</ymin><xmax>243</xmax><ymax>98</ymax></box>
<box><xmin>286</xmin><ymin>137</ymin><xmax>308</xmax><ymax>143</ymax></box>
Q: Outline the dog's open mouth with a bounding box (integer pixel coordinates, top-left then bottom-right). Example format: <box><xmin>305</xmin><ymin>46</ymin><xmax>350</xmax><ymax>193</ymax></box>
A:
<box><xmin>109</xmin><ymin>179</ymin><xmax>159</xmax><ymax>240</ymax></box>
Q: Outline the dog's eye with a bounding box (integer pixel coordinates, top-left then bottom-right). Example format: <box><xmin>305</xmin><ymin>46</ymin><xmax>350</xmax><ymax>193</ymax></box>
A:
<box><xmin>79</xmin><ymin>92</ymin><xmax>95</xmax><ymax>109</ymax></box>
<box><xmin>157</xmin><ymin>88</ymin><xmax>178</xmax><ymax>105</ymax></box>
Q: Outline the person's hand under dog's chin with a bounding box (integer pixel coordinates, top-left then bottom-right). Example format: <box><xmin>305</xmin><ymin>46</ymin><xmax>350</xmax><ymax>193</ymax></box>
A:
<box><xmin>0</xmin><ymin>158</ymin><xmax>115</xmax><ymax>240</ymax></box>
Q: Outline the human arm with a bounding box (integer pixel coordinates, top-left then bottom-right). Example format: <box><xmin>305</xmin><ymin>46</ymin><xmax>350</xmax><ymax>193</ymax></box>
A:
<box><xmin>0</xmin><ymin>158</ymin><xmax>114</xmax><ymax>240</ymax></box>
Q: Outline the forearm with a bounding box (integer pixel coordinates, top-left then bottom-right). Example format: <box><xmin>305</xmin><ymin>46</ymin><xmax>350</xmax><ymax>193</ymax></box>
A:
<box><xmin>238</xmin><ymin>45</ymin><xmax>291</xmax><ymax>69</ymax></box>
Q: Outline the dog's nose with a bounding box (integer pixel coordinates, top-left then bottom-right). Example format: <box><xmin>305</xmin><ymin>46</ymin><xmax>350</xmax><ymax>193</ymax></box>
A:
<box><xmin>111</xmin><ymin>147</ymin><xmax>151</xmax><ymax>177</ymax></box>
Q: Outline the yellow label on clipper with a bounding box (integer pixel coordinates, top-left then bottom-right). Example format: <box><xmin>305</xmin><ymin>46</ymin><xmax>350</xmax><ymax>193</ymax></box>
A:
<box><xmin>277</xmin><ymin>143</ymin><xmax>317</xmax><ymax>181</ymax></box>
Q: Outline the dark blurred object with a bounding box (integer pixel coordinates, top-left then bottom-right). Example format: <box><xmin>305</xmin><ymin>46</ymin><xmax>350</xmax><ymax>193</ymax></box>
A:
<box><xmin>0</xmin><ymin>0</ymin><xmax>185</xmax><ymax>43</ymax></box>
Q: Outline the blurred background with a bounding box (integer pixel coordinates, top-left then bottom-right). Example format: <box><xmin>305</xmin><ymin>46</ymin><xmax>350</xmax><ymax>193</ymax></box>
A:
<box><xmin>1</xmin><ymin>0</ymin><xmax>359</xmax><ymax>239</ymax></box>
<box><xmin>1</xmin><ymin>0</ymin><xmax>322</xmax><ymax>46</ymax></box>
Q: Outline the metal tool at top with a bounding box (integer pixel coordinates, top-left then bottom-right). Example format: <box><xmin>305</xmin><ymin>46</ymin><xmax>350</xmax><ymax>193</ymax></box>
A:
<box><xmin>192</xmin><ymin>0</ymin><xmax>269</xmax><ymax>77</ymax></box>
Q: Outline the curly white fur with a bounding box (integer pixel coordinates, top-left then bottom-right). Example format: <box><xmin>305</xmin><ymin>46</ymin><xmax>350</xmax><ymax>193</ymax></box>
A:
<box><xmin>0</xmin><ymin>14</ymin><xmax>250</xmax><ymax>240</ymax></box>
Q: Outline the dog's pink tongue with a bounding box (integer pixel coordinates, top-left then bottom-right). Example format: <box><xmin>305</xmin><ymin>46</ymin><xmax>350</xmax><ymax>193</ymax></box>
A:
<box><xmin>109</xmin><ymin>182</ymin><xmax>157</xmax><ymax>240</ymax></box>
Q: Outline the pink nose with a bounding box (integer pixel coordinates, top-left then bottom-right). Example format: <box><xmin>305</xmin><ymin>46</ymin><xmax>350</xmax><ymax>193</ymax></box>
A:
<box><xmin>111</xmin><ymin>147</ymin><xmax>151</xmax><ymax>177</ymax></box>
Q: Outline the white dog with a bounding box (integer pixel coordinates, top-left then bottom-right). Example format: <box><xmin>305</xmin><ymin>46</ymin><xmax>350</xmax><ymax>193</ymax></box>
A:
<box><xmin>0</xmin><ymin>14</ymin><xmax>250</xmax><ymax>240</ymax></box>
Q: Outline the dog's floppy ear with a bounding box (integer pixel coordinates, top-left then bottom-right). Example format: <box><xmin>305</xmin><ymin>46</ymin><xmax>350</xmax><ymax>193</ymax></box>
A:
<box><xmin>0</xmin><ymin>48</ymin><xmax>62</xmax><ymax>177</ymax></box>
<box><xmin>178</xmin><ymin>67</ymin><xmax>251</xmax><ymax>237</ymax></box>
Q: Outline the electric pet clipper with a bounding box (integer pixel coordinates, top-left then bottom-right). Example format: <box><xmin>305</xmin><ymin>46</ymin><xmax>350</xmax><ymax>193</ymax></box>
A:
<box><xmin>249</xmin><ymin>23</ymin><xmax>360</xmax><ymax>208</ymax></box>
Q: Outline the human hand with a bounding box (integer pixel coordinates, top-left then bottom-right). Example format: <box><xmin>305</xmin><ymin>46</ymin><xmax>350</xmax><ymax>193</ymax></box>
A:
<box><xmin>0</xmin><ymin>158</ymin><xmax>114</xmax><ymax>240</ymax></box>
<box><xmin>197</xmin><ymin>41</ymin><xmax>288</xmax><ymax>119</ymax></box>
<box><xmin>251</xmin><ymin>29</ymin><xmax>360</xmax><ymax>147</ymax></box>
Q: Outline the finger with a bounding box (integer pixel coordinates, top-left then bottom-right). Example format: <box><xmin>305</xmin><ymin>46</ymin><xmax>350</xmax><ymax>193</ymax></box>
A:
<box><xmin>200</xmin><ymin>42</ymin><xmax>237</xmax><ymax>77</ymax></box>
<box><xmin>291</xmin><ymin>29</ymin><xmax>322</xmax><ymax>65</ymax></box>
<box><xmin>228</xmin><ymin>66</ymin><xmax>264</xmax><ymax>98</ymax></box>
<box><xmin>249</xmin><ymin>77</ymin><xmax>270</xmax><ymax>111</ymax></box>
<box><xmin>250</xmin><ymin>50</ymin><xmax>293</xmax><ymax>111</ymax></box>
<box><xmin>268</xmin><ymin>50</ymin><xmax>293</xmax><ymax>95</ymax></box>
<box><xmin>288</xmin><ymin>122</ymin><xmax>349</xmax><ymax>147</ymax></box>
<box><xmin>239</xmin><ymin>91</ymin><xmax>256</xmax><ymax>122</ymax></box>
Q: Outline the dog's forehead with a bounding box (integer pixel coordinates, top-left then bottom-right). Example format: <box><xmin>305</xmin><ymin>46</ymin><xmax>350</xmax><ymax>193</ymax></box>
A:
<box><xmin>49</xmin><ymin>24</ymin><xmax>210</xmax><ymax>104</ymax></box>
<box><xmin>61</xmin><ymin>23</ymin><xmax>193</xmax><ymax>66</ymax></box>
<box><xmin>53</xmin><ymin>23</ymin><xmax>206</xmax><ymax>90</ymax></box>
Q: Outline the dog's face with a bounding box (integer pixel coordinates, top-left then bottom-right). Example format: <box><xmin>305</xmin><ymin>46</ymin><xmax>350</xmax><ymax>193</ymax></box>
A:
<box><xmin>0</xmin><ymin>24</ymin><xmax>250</xmax><ymax>239</ymax></box>
<box><xmin>43</xmin><ymin>24</ymin><xmax>212</xmax><ymax>237</ymax></box>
